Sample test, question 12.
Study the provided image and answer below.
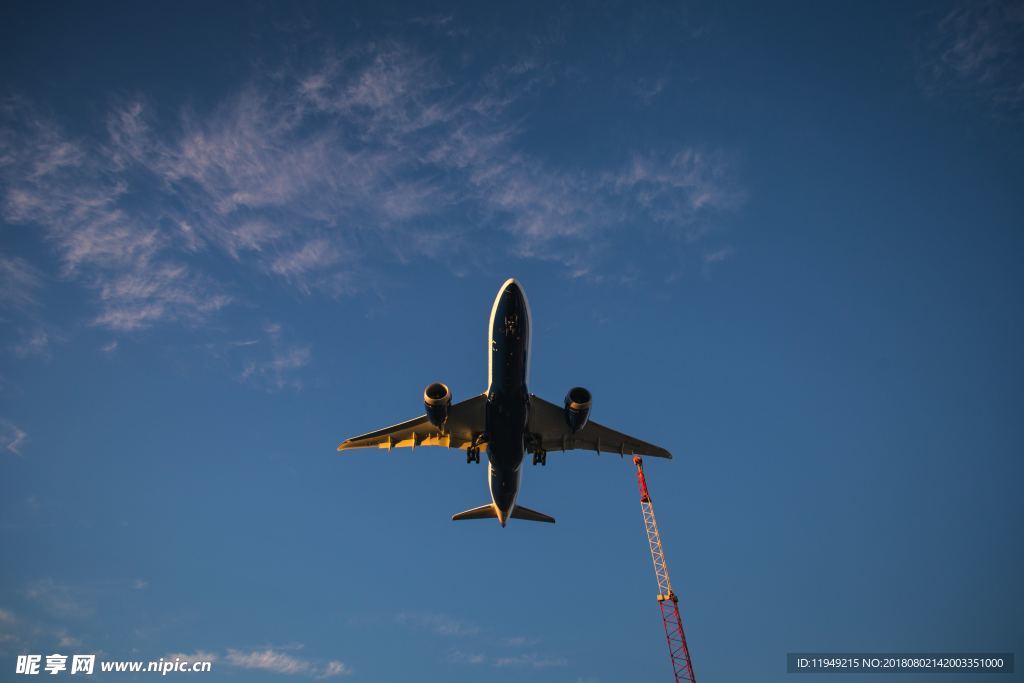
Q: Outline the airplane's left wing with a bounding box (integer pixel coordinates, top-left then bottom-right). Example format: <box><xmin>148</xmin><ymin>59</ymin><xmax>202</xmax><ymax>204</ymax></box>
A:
<box><xmin>528</xmin><ymin>394</ymin><xmax>672</xmax><ymax>459</ymax></box>
<box><xmin>337</xmin><ymin>394</ymin><xmax>487</xmax><ymax>452</ymax></box>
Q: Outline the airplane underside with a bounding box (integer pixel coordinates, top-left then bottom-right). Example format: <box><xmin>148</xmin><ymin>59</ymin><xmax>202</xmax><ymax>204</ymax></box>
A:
<box><xmin>336</xmin><ymin>278</ymin><xmax>672</xmax><ymax>526</ymax></box>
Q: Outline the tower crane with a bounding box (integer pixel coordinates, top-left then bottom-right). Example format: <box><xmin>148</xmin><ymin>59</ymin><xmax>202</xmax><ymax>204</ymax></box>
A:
<box><xmin>632</xmin><ymin>456</ymin><xmax>697</xmax><ymax>683</ymax></box>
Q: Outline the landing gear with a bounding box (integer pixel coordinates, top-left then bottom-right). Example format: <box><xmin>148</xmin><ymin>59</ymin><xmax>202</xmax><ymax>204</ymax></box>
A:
<box><xmin>532</xmin><ymin>450</ymin><xmax>547</xmax><ymax>466</ymax></box>
<box><xmin>466</xmin><ymin>447</ymin><xmax>480</xmax><ymax>464</ymax></box>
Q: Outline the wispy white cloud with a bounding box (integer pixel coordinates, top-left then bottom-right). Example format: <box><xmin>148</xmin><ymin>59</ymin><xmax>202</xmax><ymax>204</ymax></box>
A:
<box><xmin>634</xmin><ymin>76</ymin><xmax>668</xmax><ymax>104</ymax></box>
<box><xmin>12</xmin><ymin>329</ymin><xmax>51</xmax><ymax>358</ymax></box>
<box><xmin>24</xmin><ymin>579</ymin><xmax>93</xmax><ymax>618</ymax></box>
<box><xmin>1</xmin><ymin>38</ymin><xmax>741</xmax><ymax>341</ymax></box>
<box><xmin>493</xmin><ymin>651</ymin><xmax>568</xmax><ymax>668</ymax></box>
<box><xmin>1</xmin><ymin>100</ymin><xmax>230</xmax><ymax>334</ymax></box>
<box><xmin>446</xmin><ymin>649</ymin><xmax>486</xmax><ymax>665</ymax></box>
<box><xmin>317</xmin><ymin>660</ymin><xmax>351</xmax><ymax>679</ymax></box>
<box><xmin>92</xmin><ymin>263</ymin><xmax>230</xmax><ymax>332</ymax></box>
<box><xmin>2</xmin><ymin>420</ymin><xmax>27</xmax><ymax>456</ymax></box>
<box><xmin>397</xmin><ymin>611</ymin><xmax>480</xmax><ymax>637</ymax></box>
<box><xmin>919</xmin><ymin>0</ymin><xmax>1024</xmax><ymax>114</ymax></box>
<box><xmin>225</xmin><ymin>649</ymin><xmax>309</xmax><ymax>674</ymax></box>
<box><xmin>0</xmin><ymin>256</ymin><xmax>43</xmax><ymax>310</ymax></box>
<box><xmin>612</xmin><ymin>149</ymin><xmax>742</xmax><ymax>220</ymax></box>
<box><xmin>56</xmin><ymin>631</ymin><xmax>82</xmax><ymax>648</ymax></box>
<box><xmin>408</xmin><ymin>13</ymin><xmax>469</xmax><ymax>39</ymax></box>
<box><xmin>391</xmin><ymin>610</ymin><xmax>569</xmax><ymax>670</ymax></box>
<box><xmin>237</xmin><ymin>322</ymin><xmax>311</xmax><ymax>391</ymax></box>
<box><xmin>163</xmin><ymin>650</ymin><xmax>218</xmax><ymax>665</ymax></box>
<box><xmin>0</xmin><ymin>606</ymin><xmax>88</xmax><ymax>656</ymax></box>
<box><xmin>500</xmin><ymin>635</ymin><xmax>538</xmax><ymax>647</ymax></box>
<box><xmin>445</xmin><ymin>646</ymin><xmax>567</xmax><ymax>669</ymax></box>
<box><xmin>224</xmin><ymin>648</ymin><xmax>349</xmax><ymax>678</ymax></box>
<box><xmin>240</xmin><ymin>345</ymin><xmax>311</xmax><ymax>390</ymax></box>
<box><xmin>270</xmin><ymin>239</ymin><xmax>343</xmax><ymax>287</ymax></box>
<box><xmin>702</xmin><ymin>246</ymin><xmax>735</xmax><ymax>265</ymax></box>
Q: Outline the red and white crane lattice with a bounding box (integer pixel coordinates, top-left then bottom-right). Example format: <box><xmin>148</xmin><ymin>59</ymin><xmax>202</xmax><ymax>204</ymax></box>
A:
<box><xmin>632</xmin><ymin>456</ymin><xmax>697</xmax><ymax>683</ymax></box>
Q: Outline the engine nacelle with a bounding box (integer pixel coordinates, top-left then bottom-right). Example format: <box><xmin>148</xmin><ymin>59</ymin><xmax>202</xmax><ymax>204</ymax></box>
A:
<box><xmin>564</xmin><ymin>386</ymin><xmax>592</xmax><ymax>433</ymax></box>
<box><xmin>424</xmin><ymin>382</ymin><xmax>452</xmax><ymax>428</ymax></box>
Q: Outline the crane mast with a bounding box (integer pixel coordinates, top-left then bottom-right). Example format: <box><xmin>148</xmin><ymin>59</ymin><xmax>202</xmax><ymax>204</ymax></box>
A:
<box><xmin>633</xmin><ymin>456</ymin><xmax>697</xmax><ymax>683</ymax></box>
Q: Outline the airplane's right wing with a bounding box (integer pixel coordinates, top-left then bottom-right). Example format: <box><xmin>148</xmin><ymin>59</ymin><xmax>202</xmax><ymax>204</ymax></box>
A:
<box><xmin>338</xmin><ymin>394</ymin><xmax>487</xmax><ymax>453</ymax></box>
<box><xmin>528</xmin><ymin>395</ymin><xmax>672</xmax><ymax>459</ymax></box>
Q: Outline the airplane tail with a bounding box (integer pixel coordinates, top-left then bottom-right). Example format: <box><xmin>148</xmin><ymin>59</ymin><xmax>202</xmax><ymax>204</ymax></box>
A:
<box><xmin>451</xmin><ymin>503</ymin><xmax>555</xmax><ymax>524</ymax></box>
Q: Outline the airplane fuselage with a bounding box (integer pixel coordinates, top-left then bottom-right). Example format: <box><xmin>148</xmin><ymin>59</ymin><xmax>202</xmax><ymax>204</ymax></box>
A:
<box><xmin>485</xmin><ymin>279</ymin><xmax>532</xmax><ymax>525</ymax></box>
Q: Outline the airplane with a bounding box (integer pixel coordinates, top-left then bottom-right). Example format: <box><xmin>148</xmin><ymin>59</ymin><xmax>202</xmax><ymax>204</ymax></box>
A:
<box><xmin>337</xmin><ymin>278</ymin><xmax>672</xmax><ymax>526</ymax></box>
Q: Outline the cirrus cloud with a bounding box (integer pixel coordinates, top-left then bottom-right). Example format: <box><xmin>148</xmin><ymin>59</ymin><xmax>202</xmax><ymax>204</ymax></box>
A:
<box><xmin>225</xmin><ymin>648</ymin><xmax>349</xmax><ymax>678</ymax></box>
<box><xmin>1</xmin><ymin>38</ymin><xmax>742</xmax><ymax>338</ymax></box>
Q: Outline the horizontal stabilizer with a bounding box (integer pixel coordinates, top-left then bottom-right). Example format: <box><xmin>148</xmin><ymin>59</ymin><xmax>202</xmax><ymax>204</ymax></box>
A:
<box><xmin>510</xmin><ymin>504</ymin><xmax>555</xmax><ymax>524</ymax></box>
<box><xmin>451</xmin><ymin>503</ymin><xmax>556</xmax><ymax>524</ymax></box>
<box><xmin>452</xmin><ymin>504</ymin><xmax>497</xmax><ymax>521</ymax></box>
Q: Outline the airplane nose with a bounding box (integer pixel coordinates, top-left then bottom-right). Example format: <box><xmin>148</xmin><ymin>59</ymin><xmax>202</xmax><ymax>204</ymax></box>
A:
<box><xmin>502</xmin><ymin>281</ymin><xmax>528</xmax><ymax>317</ymax></box>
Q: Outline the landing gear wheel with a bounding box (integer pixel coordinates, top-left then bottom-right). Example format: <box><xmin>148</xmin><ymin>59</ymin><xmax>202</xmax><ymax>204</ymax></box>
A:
<box><xmin>532</xmin><ymin>451</ymin><xmax>547</xmax><ymax>466</ymax></box>
<box><xmin>467</xmin><ymin>447</ymin><xmax>480</xmax><ymax>464</ymax></box>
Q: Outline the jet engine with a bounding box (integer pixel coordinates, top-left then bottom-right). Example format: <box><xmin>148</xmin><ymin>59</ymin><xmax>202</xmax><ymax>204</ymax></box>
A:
<box><xmin>564</xmin><ymin>386</ymin><xmax>592</xmax><ymax>432</ymax></box>
<box><xmin>424</xmin><ymin>382</ymin><xmax>452</xmax><ymax>428</ymax></box>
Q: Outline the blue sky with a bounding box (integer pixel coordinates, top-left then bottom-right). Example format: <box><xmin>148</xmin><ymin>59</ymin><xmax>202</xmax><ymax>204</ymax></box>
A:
<box><xmin>1</xmin><ymin>1</ymin><xmax>1022</xmax><ymax>681</ymax></box>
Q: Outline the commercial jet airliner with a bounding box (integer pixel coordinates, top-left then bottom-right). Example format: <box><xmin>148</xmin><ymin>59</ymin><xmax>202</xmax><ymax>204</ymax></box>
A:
<box><xmin>337</xmin><ymin>278</ymin><xmax>672</xmax><ymax>526</ymax></box>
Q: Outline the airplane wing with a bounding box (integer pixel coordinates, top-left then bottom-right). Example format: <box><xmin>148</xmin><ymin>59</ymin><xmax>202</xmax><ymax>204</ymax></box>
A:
<box><xmin>337</xmin><ymin>394</ymin><xmax>487</xmax><ymax>452</ymax></box>
<box><xmin>528</xmin><ymin>394</ymin><xmax>672</xmax><ymax>459</ymax></box>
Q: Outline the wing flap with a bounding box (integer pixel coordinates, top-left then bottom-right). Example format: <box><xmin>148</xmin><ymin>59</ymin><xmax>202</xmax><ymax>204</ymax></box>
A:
<box><xmin>528</xmin><ymin>394</ymin><xmax>672</xmax><ymax>459</ymax></box>
<box><xmin>338</xmin><ymin>393</ymin><xmax>487</xmax><ymax>452</ymax></box>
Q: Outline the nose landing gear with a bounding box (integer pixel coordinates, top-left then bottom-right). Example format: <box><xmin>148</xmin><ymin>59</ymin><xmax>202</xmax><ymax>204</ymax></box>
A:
<box><xmin>466</xmin><ymin>447</ymin><xmax>481</xmax><ymax>464</ymax></box>
<box><xmin>531</xmin><ymin>450</ymin><xmax>547</xmax><ymax>466</ymax></box>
